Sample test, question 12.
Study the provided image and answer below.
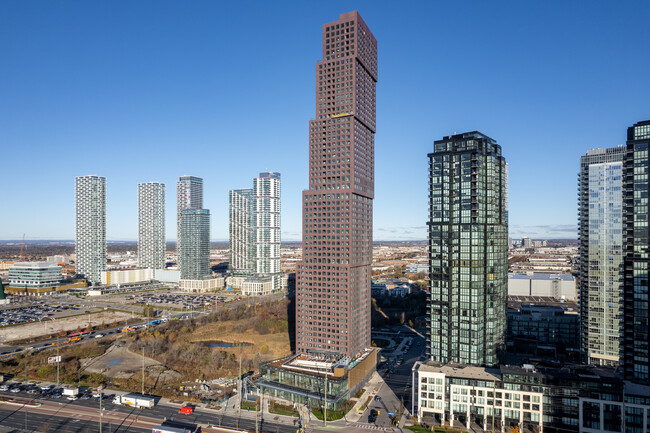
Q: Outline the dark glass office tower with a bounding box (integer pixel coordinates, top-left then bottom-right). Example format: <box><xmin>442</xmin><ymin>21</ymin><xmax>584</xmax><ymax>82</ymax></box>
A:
<box><xmin>296</xmin><ymin>11</ymin><xmax>377</xmax><ymax>358</ymax></box>
<box><xmin>427</xmin><ymin>132</ymin><xmax>508</xmax><ymax>367</ymax></box>
<box><xmin>177</xmin><ymin>176</ymin><xmax>203</xmax><ymax>272</ymax></box>
<box><xmin>180</xmin><ymin>209</ymin><xmax>210</xmax><ymax>280</ymax></box>
<box><xmin>622</xmin><ymin>120</ymin><xmax>650</xmax><ymax>384</ymax></box>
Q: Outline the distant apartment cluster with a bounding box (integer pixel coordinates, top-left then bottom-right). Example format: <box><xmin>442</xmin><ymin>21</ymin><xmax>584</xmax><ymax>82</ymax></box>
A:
<box><xmin>68</xmin><ymin>172</ymin><xmax>283</xmax><ymax>295</ymax></box>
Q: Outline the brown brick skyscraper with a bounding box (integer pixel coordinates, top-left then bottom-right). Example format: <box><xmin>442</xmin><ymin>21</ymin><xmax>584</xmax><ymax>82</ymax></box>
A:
<box><xmin>296</xmin><ymin>11</ymin><xmax>377</xmax><ymax>358</ymax></box>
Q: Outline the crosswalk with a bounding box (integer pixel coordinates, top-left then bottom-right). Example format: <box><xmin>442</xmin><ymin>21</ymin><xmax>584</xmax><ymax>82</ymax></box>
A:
<box><xmin>351</xmin><ymin>423</ymin><xmax>396</xmax><ymax>431</ymax></box>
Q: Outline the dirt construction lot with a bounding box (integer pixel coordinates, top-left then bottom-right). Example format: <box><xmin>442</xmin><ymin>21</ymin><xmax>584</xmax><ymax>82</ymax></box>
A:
<box><xmin>0</xmin><ymin>311</ymin><xmax>132</xmax><ymax>343</ymax></box>
<box><xmin>82</xmin><ymin>340</ymin><xmax>181</xmax><ymax>381</ymax></box>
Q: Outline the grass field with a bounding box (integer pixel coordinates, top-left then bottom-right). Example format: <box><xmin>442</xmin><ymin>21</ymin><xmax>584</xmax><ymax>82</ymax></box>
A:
<box><xmin>189</xmin><ymin>318</ymin><xmax>290</xmax><ymax>362</ymax></box>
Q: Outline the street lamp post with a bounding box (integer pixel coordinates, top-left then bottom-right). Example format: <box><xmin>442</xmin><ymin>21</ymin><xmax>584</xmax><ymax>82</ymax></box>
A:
<box><xmin>99</xmin><ymin>386</ymin><xmax>103</xmax><ymax>433</ymax></box>
<box><xmin>324</xmin><ymin>370</ymin><xmax>328</xmax><ymax>427</ymax></box>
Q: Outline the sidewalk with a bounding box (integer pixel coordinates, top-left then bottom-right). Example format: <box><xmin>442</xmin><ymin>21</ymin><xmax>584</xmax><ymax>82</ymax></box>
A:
<box><xmin>173</xmin><ymin>370</ymin><xmax>400</xmax><ymax>431</ymax></box>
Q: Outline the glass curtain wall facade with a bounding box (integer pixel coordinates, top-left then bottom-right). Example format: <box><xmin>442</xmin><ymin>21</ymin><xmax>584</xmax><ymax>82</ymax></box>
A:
<box><xmin>177</xmin><ymin>176</ymin><xmax>203</xmax><ymax>272</ymax></box>
<box><xmin>623</xmin><ymin>120</ymin><xmax>650</xmax><ymax>384</ymax></box>
<box><xmin>75</xmin><ymin>175</ymin><xmax>106</xmax><ymax>285</ymax></box>
<box><xmin>8</xmin><ymin>262</ymin><xmax>63</xmax><ymax>289</ymax></box>
<box><xmin>296</xmin><ymin>11</ymin><xmax>377</xmax><ymax>358</ymax></box>
<box><xmin>138</xmin><ymin>182</ymin><xmax>166</xmax><ymax>270</ymax></box>
<box><xmin>180</xmin><ymin>209</ymin><xmax>210</xmax><ymax>280</ymax></box>
<box><xmin>578</xmin><ymin>147</ymin><xmax>625</xmax><ymax>367</ymax></box>
<box><xmin>427</xmin><ymin>132</ymin><xmax>508</xmax><ymax>367</ymax></box>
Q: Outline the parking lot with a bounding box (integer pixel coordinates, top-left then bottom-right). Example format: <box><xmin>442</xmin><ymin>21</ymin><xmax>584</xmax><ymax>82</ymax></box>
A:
<box><xmin>0</xmin><ymin>301</ymin><xmax>89</xmax><ymax>327</ymax></box>
<box><xmin>0</xmin><ymin>380</ymin><xmax>114</xmax><ymax>402</ymax></box>
<box><xmin>125</xmin><ymin>293</ymin><xmax>238</xmax><ymax>310</ymax></box>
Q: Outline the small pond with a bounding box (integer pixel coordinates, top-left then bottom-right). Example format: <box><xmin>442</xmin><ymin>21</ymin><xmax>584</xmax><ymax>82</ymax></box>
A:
<box><xmin>205</xmin><ymin>341</ymin><xmax>252</xmax><ymax>348</ymax></box>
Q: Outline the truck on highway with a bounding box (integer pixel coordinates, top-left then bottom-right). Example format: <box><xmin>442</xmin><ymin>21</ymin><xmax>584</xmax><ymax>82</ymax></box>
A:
<box><xmin>178</xmin><ymin>405</ymin><xmax>193</xmax><ymax>414</ymax></box>
<box><xmin>112</xmin><ymin>393</ymin><xmax>155</xmax><ymax>408</ymax></box>
<box><xmin>152</xmin><ymin>426</ymin><xmax>191</xmax><ymax>433</ymax></box>
<box><xmin>149</xmin><ymin>319</ymin><xmax>161</xmax><ymax>326</ymax></box>
<box><xmin>62</xmin><ymin>386</ymin><xmax>79</xmax><ymax>397</ymax></box>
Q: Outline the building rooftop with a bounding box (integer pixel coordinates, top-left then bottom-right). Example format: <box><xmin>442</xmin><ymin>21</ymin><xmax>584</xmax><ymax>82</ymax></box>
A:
<box><xmin>508</xmin><ymin>295</ymin><xmax>578</xmax><ymax>312</ymax></box>
<box><xmin>266</xmin><ymin>349</ymin><xmax>374</xmax><ymax>378</ymax></box>
<box><xmin>508</xmin><ymin>272</ymin><xmax>574</xmax><ymax>281</ymax></box>
<box><xmin>416</xmin><ymin>362</ymin><xmax>501</xmax><ymax>381</ymax></box>
<box><xmin>10</xmin><ymin>261</ymin><xmax>61</xmax><ymax>269</ymax></box>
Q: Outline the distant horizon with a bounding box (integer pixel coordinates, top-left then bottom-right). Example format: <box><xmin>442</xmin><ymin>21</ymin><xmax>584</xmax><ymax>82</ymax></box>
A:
<box><xmin>0</xmin><ymin>238</ymin><xmax>578</xmax><ymax>243</ymax></box>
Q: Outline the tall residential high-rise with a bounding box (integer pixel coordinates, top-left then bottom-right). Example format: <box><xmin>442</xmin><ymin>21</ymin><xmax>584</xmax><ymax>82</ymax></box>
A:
<box><xmin>176</xmin><ymin>176</ymin><xmax>203</xmax><ymax>271</ymax></box>
<box><xmin>229</xmin><ymin>188</ymin><xmax>252</xmax><ymax>276</ymax></box>
<box><xmin>427</xmin><ymin>132</ymin><xmax>508</xmax><ymax>367</ymax></box>
<box><xmin>296</xmin><ymin>11</ymin><xmax>377</xmax><ymax>358</ymax></box>
<box><xmin>622</xmin><ymin>120</ymin><xmax>650</xmax><ymax>384</ymax></box>
<box><xmin>229</xmin><ymin>172</ymin><xmax>281</xmax><ymax>294</ymax></box>
<box><xmin>578</xmin><ymin>147</ymin><xmax>625</xmax><ymax>367</ymax></box>
<box><xmin>75</xmin><ymin>175</ymin><xmax>106</xmax><ymax>285</ymax></box>
<box><xmin>138</xmin><ymin>182</ymin><xmax>166</xmax><ymax>270</ymax></box>
<box><xmin>180</xmin><ymin>209</ymin><xmax>210</xmax><ymax>280</ymax></box>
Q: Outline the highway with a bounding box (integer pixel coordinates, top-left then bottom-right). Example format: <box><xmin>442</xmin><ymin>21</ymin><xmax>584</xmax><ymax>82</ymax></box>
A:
<box><xmin>0</xmin><ymin>389</ymin><xmax>310</xmax><ymax>433</ymax></box>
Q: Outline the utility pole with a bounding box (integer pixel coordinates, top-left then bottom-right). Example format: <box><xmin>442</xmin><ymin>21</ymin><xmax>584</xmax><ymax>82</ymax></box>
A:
<box><xmin>56</xmin><ymin>334</ymin><xmax>60</xmax><ymax>387</ymax></box>
<box><xmin>238</xmin><ymin>343</ymin><xmax>243</xmax><ymax>416</ymax></box>
<box><xmin>256</xmin><ymin>390</ymin><xmax>259</xmax><ymax>433</ymax></box>
<box><xmin>99</xmin><ymin>386</ymin><xmax>103</xmax><ymax>433</ymax></box>
<box><xmin>324</xmin><ymin>369</ymin><xmax>328</xmax><ymax>427</ymax></box>
<box><xmin>142</xmin><ymin>346</ymin><xmax>145</xmax><ymax>395</ymax></box>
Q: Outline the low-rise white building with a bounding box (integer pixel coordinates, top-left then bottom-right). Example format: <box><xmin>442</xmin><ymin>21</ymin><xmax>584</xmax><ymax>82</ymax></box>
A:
<box><xmin>406</xmin><ymin>263</ymin><xmax>429</xmax><ymax>274</ymax></box>
<box><xmin>180</xmin><ymin>277</ymin><xmax>224</xmax><ymax>292</ymax></box>
<box><xmin>101</xmin><ymin>268</ymin><xmax>154</xmax><ymax>285</ymax></box>
<box><xmin>226</xmin><ymin>275</ymin><xmax>277</xmax><ymax>296</ymax></box>
<box><xmin>413</xmin><ymin>363</ymin><xmax>543</xmax><ymax>431</ymax></box>
<box><xmin>508</xmin><ymin>272</ymin><xmax>576</xmax><ymax>300</ymax></box>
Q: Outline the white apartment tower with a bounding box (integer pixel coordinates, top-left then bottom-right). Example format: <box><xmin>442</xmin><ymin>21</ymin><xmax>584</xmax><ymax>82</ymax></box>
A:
<box><xmin>75</xmin><ymin>175</ymin><xmax>106</xmax><ymax>285</ymax></box>
<box><xmin>176</xmin><ymin>176</ymin><xmax>203</xmax><ymax>270</ymax></box>
<box><xmin>138</xmin><ymin>182</ymin><xmax>166</xmax><ymax>270</ymax></box>
<box><xmin>229</xmin><ymin>188</ymin><xmax>252</xmax><ymax>275</ymax></box>
<box><xmin>578</xmin><ymin>147</ymin><xmax>626</xmax><ymax>366</ymax></box>
<box><xmin>229</xmin><ymin>172</ymin><xmax>281</xmax><ymax>294</ymax></box>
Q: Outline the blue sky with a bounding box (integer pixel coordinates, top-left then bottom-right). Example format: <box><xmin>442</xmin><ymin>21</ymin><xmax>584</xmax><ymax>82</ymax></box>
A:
<box><xmin>1</xmin><ymin>1</ymin><xmax>648</xmax><ymax>242</ymax></box>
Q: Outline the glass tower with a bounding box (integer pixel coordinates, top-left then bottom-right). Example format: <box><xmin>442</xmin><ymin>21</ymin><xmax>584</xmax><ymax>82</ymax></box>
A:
<box><xmin>296</xmin><ymin>11</ymin><xmax>377</xmax><ymax>358</ymax></box>
<box><xmin>578</xmin><ymin>147</ymin><xmax>625</xmax><ymax>366</ymax></box>
<box><xmin>75</xmin><ymin>175</ymin><xmax>106</xmax><ymax>285</ymax></box>
<box><xmin>427</xmin><ymin>132</ymin><xmax>508</xmax><ymax>367</ymax></box>
<box><xmin>177</xmin><ymin>176</ymin><xmax>203</xmax><ymax>272</ymax></box>
<box><xmin>138</xmin><ymin>182</ymin><xmax>166</xmax><ymax>270</ymax></box>
<box><xmin>180</xmin><ymin>209</ymin><xmax>210</xmax><ymax>280</ymax></box>
<box><xmin>622</xmin><ymin>120</ymin><xmax>650</xmax><ymax>384</ymax></box>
